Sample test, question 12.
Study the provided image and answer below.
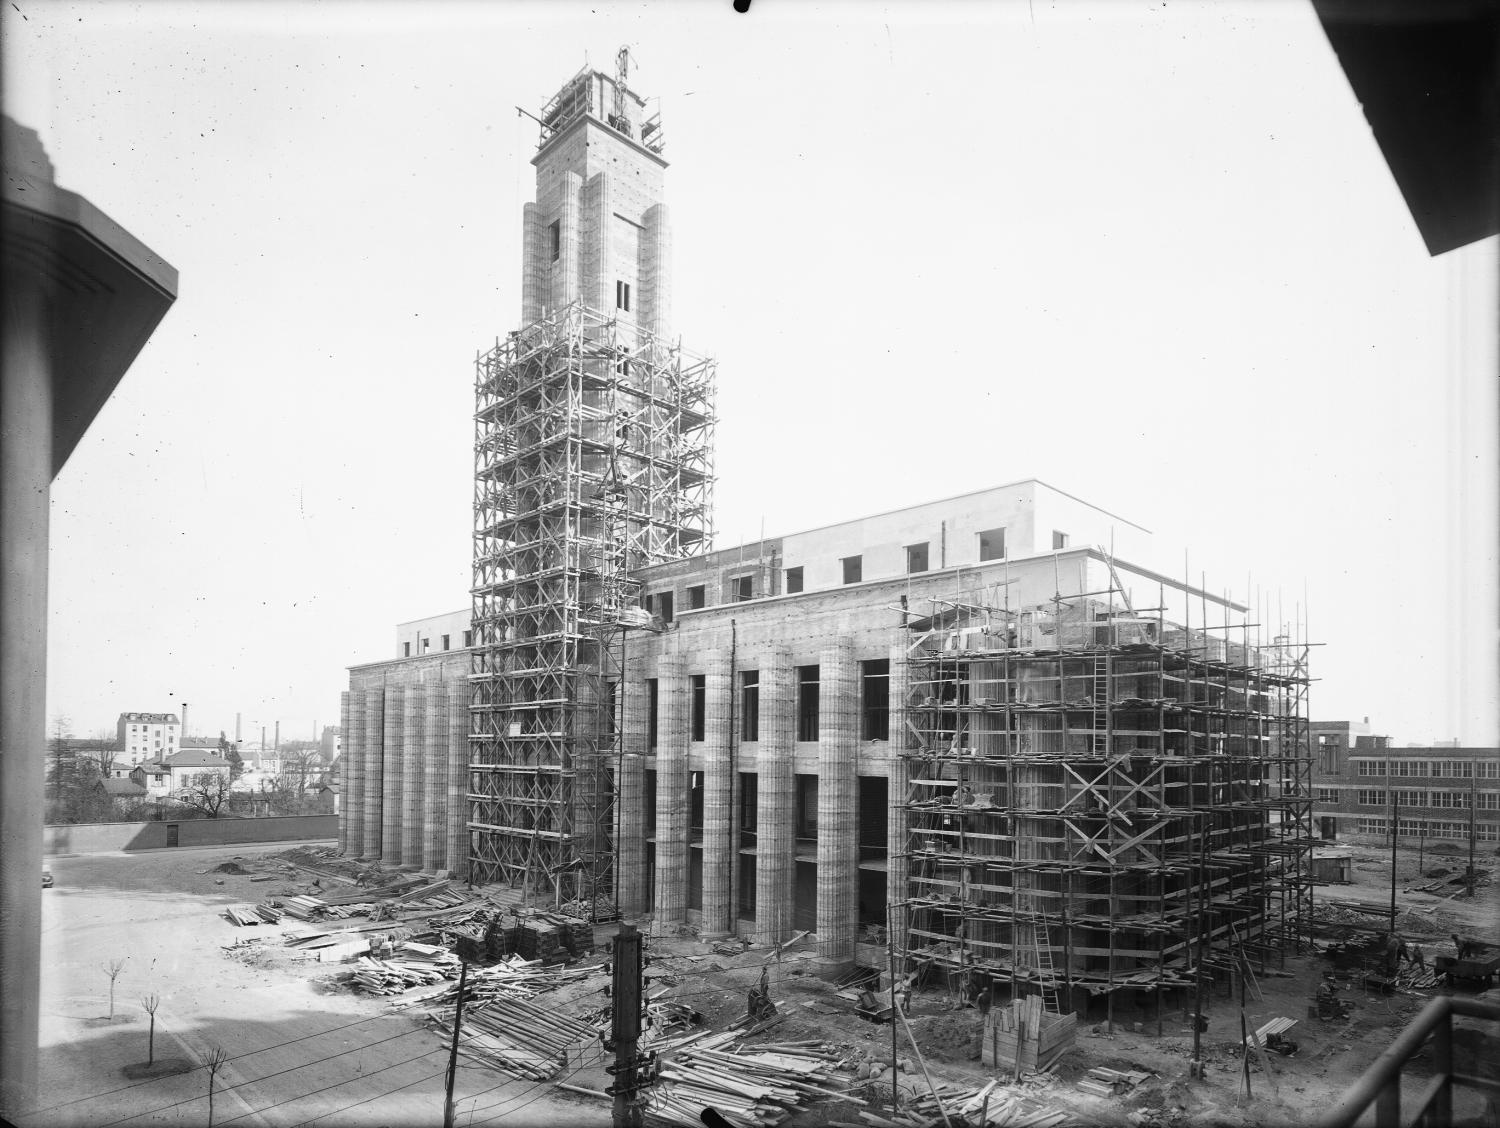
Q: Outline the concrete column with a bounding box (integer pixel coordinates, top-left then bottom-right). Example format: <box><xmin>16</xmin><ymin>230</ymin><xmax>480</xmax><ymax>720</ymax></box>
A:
<box><xmin>701</xmin><ymin>649</ymin><xmax>733</xmax><ymax>938</ymax></box>
<box><xmin>362</xmin><ymin>688</ymin><xmax>384</xmax><ymax>860</ymax></box>
<box><xmin>618</xmin><ymin>673</ymin><xmax>648</xmax><ymax>914</ymax></box>
<box><xmin>816</xmin><ymin>639</ymin><xmax>858</xmax><ymax>974</ymax></box>
<box><xmin>887</xmin><ymin>642</ymin><xmax>910</xmax><ymax>918</ymax></box>
<box><xmin>423</xmin><ymin>682</ymin><xmax>447</xmax><ymax>873</ymax></box>
<box><xmin>520</xmin><ymin>201</ymin><xmax>545</xmax><ymax>323</ymax></box>
<box><xmin>344</xmin><ymin>687</ymin><xmax>366</xmax><ymax>857</ymax></box>
<box><xmin>381</xmin><ymin>686</ymin><xmax>404</xmax><ymax>865</ymax></box>
<box><xmin>1</xmin><ymin>281</ymin><xmax>49</xmax><ymax>1114</ymax></box>
<box><xmin>756</xmin><ymin>649</ymin><xmax>795</xmax><ymax>946</ymax></box>
<box><xmin>552</xmin><ymin>170</ymin><xmax>582</xmax><ymax>312</ymax></box>
<box><xmin>572</xmin><ymin>668</ymin><xmax>607</xmax><ymax>907</ymax></box>
<box><xmin>580</xmin><ymin>171</ymin><xmax>612</xmax><ymax>315</ymax></box>
<box><xmin>640</xmin><ymin>203</ymin><xmax>672</xmax><ymax>340</ymax></box>
<box><xmin>653</xmin><ymin>655</ymin><xmax>688</xmax><ymax>928</ymax></box>
<box><xmin>446</xmin><ymin>680</ymin><xmax>468</xmax><ymax>878</ymax></box>
<box><xmin>617</xmin><ymin>753</ymin><xmax>646</xmax><ymax>915</ymax></box>
<box><xmin>401</xmin><ymin>684</ymin><xmax>425</xmax><ymax>869</ymax></box>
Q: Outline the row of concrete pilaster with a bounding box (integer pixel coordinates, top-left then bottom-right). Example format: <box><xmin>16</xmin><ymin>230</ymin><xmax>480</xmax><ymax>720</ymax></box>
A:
<box><xmin>336</xmin><ymin>680</ymin><xmax>467</xmax><ymax>876</ymax></box>
<box><xmin>626</xmin><ymin>640</ymin><xmax>908</xmax><ymax>974</ymax></box>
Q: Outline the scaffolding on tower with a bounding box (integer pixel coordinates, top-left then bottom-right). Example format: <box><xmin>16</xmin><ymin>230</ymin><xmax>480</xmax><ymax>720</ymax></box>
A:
<box><xmin>469</xmin><ymin>300</ymin><xmax>715</xmax><ymax>918</ymax></box>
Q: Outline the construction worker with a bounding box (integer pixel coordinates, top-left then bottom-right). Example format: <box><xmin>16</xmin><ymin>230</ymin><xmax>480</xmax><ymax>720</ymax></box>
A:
<box><xmin>1411</xmin><ymin>943</ymin><xmax>1426</xmax><ymax>970</ymax></box>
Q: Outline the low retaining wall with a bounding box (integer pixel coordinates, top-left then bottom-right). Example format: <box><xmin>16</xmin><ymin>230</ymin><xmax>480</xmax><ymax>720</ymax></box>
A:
<box><xmin>44</xmin><ymin>814</ymin><xmax>338</xmax><ymax>855</ymax></box>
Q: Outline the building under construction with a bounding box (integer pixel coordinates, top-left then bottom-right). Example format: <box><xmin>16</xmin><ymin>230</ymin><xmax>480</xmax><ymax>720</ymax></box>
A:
<box><xmin>337</xmin><ymin>55</ymin><xmax>1314</xmax><ymax>1016</ymax></box>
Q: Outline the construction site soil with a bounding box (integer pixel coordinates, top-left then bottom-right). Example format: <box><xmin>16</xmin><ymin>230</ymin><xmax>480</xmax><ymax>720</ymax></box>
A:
<box><xmin>28</xmin><ymin>839</ymin><xmax>1500</xmax><ymax>1128</ymax></box>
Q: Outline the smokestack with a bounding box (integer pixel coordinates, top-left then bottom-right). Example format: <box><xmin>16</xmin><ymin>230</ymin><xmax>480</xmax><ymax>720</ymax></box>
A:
<box><xmin>180</xmin><ymin>702</ymin><xmax>188</xmax><ymax>742</ymax></box>
<box><xmin>274</xmin><ymin>721</ymin><xmax>280</xmax><ymax>752</ymax></box>
<box><xmin>236</xmin><ymin>712</ymin><xmax>242</xmax><ymax>742</ymax></box>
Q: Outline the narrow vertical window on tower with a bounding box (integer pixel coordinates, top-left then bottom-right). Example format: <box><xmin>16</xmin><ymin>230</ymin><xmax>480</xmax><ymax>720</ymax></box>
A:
<box><xmin>616</xmin><ymin>280</ymin><xmax>631</xmax><ymax>312</ymax></box>
<box><xmin>691</xmin><ymin>674</ymin><xmax>706</xmax><ymax>742</ymax></box>
<box><xmin>549</xmin><ymin>220</ymin><xmax>560</xmax><ymax>263</ymax></box>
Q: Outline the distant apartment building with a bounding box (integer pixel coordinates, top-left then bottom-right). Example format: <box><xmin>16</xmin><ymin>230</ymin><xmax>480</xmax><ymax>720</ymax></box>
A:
<box><xmin>1311</xmin><ymin>720</ymin><xmax>1499</xmax><ymax>845</ymax></box>
<box><xmin>115</xmin><ymin>712</ymin><xmax>181</xmax><ymax>765</ymax></box>
<box><xmin>163</xmin><ymin>748</ymin><xmax>231</xmax><ymax>799</ymax></box>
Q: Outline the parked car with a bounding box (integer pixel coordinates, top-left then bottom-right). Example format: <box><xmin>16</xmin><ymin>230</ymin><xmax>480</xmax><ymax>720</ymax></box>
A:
<box><xmin>42</xmin><ymin>869</ymin><xmax>54</xmax><ymax>888</ymax></box>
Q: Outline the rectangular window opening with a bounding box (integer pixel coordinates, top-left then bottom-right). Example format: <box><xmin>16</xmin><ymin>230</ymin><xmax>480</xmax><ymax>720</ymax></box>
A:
<box><xmin>741</xmin><ymin>671</ymin><xmax>760</xmax><ymax>742</ymax></box>
<box><xmin>796</xmin><ymin>775</ymin><xmax>819</xmax><ymax>838</ymax></box>
<box><xmin>797</xmin><ymin>665</ymin><xmax>820</xmax><ymax>742</ymax></box>
<box><xmin>656</xmin><ymin>591</ymin><xmax>674</xmax><ymax>624</ymax></box>
<box><xmin>441</xmin><ymin>634</ymin><xmax>451</xmax><ymax>651</ymax></box>
<box><xmin>861</xmin><ymin>658</ymin><xmax>890</xmax><ymax>741</ymax></box>
<box><xmin>403</xmin><ymin>642</ymin><xmax>411</xmax><ymax>657</ymax></box>
<box><xmin>978</xmin><ymin>527</ymin><xmax>1007</xmax><ymax>562</ymax></box>
<box><xmin>735</xmin><ymin>575</ymin><xmax>752</xmax><ymax>602</ymax></box>
<box><xmin>1052</xmin><ymin>530</ymin><xmax>1070</xmax><ymax>549</ymax></box>
<box><xmin>647</xmin><ymin>679</ymin><xmax>659</xmax><ymax>751</ymax></box>
<box><xmin>841</xmin><ymin>555</ymin><xmax>862</xmax><ymax>585</ymax></box>
<box><xmin>905</xmin><ymin>542</ymin><xmax>929</xmax><ymax>574</ymax></box>
<box><xmin>616</xmin><ymin>280</ymin><xmax>632</xmax><ymax>312</ymax></box>
<box><xmin>691</xmin><ymin>674</ymin><xmax>706</xmax><ymax>742</ymax></box>
<box><xmin>687</xmin><ymin>584</ymin><xmax>706</xmax><ymax>610</ymax></box>
<box><xmin>549</xmin><ymin>220</ymin><xmax>560</xmax><ymax>262</ymax></box>
<box><xmin>785</xmin><ymin>566</ymin><xmax>804</xmax><ymax>594</ymax></box>
<box><xmin>463</xmin><ymin>630</ymin><xmax>473</xmax><ymax>647</ymax></box>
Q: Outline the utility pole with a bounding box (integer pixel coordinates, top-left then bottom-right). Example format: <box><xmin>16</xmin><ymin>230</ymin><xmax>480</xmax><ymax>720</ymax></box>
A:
<box><xmin>608</xmin><ymin>923</ymin><xmax>645</xmax><ymax>1128</ymax></box>
<box><xmin>442</xmin><ymin>959</ymin><xmax>469</xmax><ymax>1128</ymax></box>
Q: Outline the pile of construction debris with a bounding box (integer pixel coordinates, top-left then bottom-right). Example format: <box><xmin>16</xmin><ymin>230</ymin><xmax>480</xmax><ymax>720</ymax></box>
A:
<box><xmin>876</xmin><ymin>1078</ymin><xmax>1074</xmax><ymax>1128</ymax></box>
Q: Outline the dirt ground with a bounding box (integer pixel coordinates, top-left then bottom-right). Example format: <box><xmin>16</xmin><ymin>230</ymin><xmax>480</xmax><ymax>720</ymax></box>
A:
<box><xmin>24</xmin><ymin>839</ymin><xmax>1498</xmax><ymax>1128</ymax></box>
<box><xmin>26</xmin><ymin>841</ymin><xmax>605</xmax><ymax>1128</ymax></box>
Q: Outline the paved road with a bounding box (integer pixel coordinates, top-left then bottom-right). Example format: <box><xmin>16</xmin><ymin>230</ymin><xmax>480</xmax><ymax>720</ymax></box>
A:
<box><xmin>21</xmin><ymin>843</ymin><xmax>604</xmax><ymax>1128</ymax></box>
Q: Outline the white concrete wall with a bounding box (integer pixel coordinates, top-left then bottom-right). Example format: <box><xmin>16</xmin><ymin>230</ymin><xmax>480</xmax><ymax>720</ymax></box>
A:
<box><xmin>395</xmin><ymin>608</ymin><xmax>470</xmax><ymax>659</ymax></box>
<box><xmin>776</xmin><ymin>480</ymin><xmax>1156</xmax><ymax>595</ymax></box>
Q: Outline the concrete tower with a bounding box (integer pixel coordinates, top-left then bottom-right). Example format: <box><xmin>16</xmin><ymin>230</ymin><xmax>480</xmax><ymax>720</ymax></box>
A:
<box><xmin>468</xmin><ymin>52</ymin><xmax>715</xmax><ymax>910</ymax></box>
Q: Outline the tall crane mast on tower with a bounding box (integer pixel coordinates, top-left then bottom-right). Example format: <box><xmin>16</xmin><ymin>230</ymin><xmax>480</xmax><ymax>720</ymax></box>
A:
<box><xmin>610</xmin><ymin>46</ymin><xmax>634</xmax><ymax>138</ymax></box>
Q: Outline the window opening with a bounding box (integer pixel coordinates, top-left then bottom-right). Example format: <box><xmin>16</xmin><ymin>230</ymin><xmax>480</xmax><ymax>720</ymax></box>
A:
<box><xmin>691</xmin><ymin>674</ymin><xmax>706</xmax><ymax>742</ymax></box>
<box><xmin>741</xmin><ymin>671</ymin><xmax>760</xmax><ymax>741</ymax></box>
<box><xmin>978</xmin><ymin>527</ymin><xmax>1007</xmax><ymax>561</ymax></box>
<box><xmin>785</xmin><ymin>566</ymin><xmax>804</xmax><ymax>594</ymax></box>
<box><xmin>841</xmin><ymin>555</ymin><xmax>862</xmax><ymax>584</ymax></box>
<box><xmin>861</xmin><ymin>658</ymin><xmax>890</xmax><ymax>741</ymax></box>
<box><xmin>797</xmin><ymin>665</ymin><xmax>820</xmax><ymax>741</ymax></box>
<box><xmin>905</xmin><ymin>542</ymin><xmax>929</xmax><ymax>573</ymax></box>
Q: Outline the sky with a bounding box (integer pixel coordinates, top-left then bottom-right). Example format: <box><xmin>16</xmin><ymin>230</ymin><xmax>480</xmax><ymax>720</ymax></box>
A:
<box><xmin>7</xmin><ymin>0</ymin><xmax>1497</xmax><ymax>747</ymax></box>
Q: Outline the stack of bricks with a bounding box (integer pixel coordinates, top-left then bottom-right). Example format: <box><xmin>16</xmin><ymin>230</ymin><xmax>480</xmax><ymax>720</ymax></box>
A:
<box><xmin>518</xmin><ymin>921</ymin><xmax>565</xmax><ymax>964</ymax></box>
<box><xmin>557</xmin><ymin>917</ymin><xmax>594</xmax><ymax>959</ymax></box>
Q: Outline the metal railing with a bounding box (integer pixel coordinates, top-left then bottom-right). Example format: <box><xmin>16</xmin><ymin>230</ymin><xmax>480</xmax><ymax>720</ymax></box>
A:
<box><xmin>1318</xmin><ymin>995</ymin><xmax>1500</xmax><ymax>1128</ymax></box>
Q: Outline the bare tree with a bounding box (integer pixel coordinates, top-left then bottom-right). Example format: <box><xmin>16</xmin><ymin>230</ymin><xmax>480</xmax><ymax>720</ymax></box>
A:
<box><xmin>102</xmin><ymin>958</ymin><xmax>127</xmax><ymax>1020</ymax></box>
<box><xmin>141</xmin><ymin>994</ymin><xmax>160</xmax><ymax>1064</ymax></box>
<box><xmin>200</xmin><ymin>1043</ymin><xmax>229</xmax><ymax>1126</ymax></box>
<box><xmin>179</xmin><ymin>771</ymin><xmax>233</xmax><ymax>818</ymax></box>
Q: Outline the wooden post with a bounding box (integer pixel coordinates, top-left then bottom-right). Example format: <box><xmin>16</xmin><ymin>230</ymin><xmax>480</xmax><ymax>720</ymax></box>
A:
<box><xmin>442</xmin><ymin>959</ymin><xmax>469</xmax><ymax>1128</ymax></box>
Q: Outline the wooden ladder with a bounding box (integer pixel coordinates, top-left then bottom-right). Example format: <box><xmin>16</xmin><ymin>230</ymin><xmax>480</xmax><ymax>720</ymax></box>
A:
<box><xmin>1033</xmin><ymin>916</ymin><xmax>1062</xmax><ymax>1014</ymax></box>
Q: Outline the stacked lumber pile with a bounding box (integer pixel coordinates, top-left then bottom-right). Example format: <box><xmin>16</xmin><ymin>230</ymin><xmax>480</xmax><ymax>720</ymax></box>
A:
<box><xmin>517</xmin><ymin>920</ymin><xmax>567</xmax><ymax>963</ymax></box>
<box><xmin>426</xmin><ymin>994</ymin><xmax>599</xmax><ymax>1081</ymax></box>
<box><xmin>559</xmin><ymin>916</ymin><xmax>594</xmax><ymax>958</ymax></box>
<box><xmin>225</xmin><ymin>904</ymin><xmax>287</xmax><ymax>926</ymax></box>
<box><xmin>649</xmin><ymin>1033</ymin><xmax>851</xmax><ymax>1126</ymax></box>
<box><xmin>982</xmin><ymin>998</ymin><xmax>1076</xmax><ymax>1075</ymax></box>
<box><xmin>348</xmin><ymin>942</ymin><xmax>462</xmax><ymax>994</ymax></box>
<box><xmin>1075</xmin><ymin>1066</ymin><xmax>1151</xmax><ymax>1098</ymax></box>
<box><xmin>387</xmin><ymin>952</ymin><xmax>599</xmax><ymax>1010</ymax></box>
<box><xmin>881</xmin><ymin>1079</ymin><xmax>1071</xmax><ymax>1128</ymax></box>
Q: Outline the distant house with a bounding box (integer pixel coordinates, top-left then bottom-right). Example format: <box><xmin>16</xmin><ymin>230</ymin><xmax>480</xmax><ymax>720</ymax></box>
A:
<box><xmin>99</xmin><ymin>777</ymin><xmax>147</xmax><ymax>809</ymax></box>
<box><xmin>163</xmin><ymin>748</ymin><xmax>231</xmax><ymax>799</ymax></box>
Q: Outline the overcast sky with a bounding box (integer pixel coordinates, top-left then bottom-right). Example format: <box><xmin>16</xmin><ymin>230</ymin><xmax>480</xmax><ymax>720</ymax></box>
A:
<box><xmin>7</xmin><ymin>0</ymin><xmax>1496</xmax><ymax>747</ymax></box>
